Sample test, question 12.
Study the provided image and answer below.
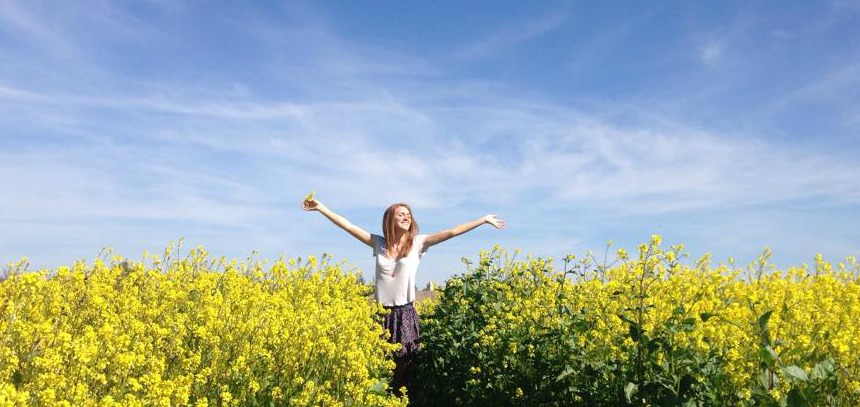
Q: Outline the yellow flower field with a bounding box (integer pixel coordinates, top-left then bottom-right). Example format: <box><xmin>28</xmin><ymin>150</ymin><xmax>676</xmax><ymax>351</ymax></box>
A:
<box><xmin>1</xmin><ymin>245</ymin><xmax>407</xmax><ymax>407</ymax></box>
<box><xmin>413</xmin><ymin>240</ymin><xmax>860</xmax><ymax>406</ymax></box>
<box><xmin>2</xmin><ymin>238</ymin><xmax>858</xmax><ymax>406</ymax></box>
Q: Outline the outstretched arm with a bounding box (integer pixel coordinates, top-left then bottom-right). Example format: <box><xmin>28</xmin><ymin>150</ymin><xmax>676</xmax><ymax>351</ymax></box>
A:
<box><xmin>424</xmin><ymin>215</ymin><xmax>505</xmax><ymax>248</ymax></box>
<box><xmin>302</xmin><ymin>197</ymin><xmax>373</xmax><ymax>247</ymax></box>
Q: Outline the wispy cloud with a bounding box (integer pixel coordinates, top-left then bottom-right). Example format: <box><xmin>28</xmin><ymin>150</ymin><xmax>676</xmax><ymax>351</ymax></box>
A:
<box><xmin>4</xmin><ymin>60</ymin><xmax>858</xmax><ymax>221</ymax></box>
<box><xmin>450</xmin><ymin>12</ymin><xmax>569</xmax><ymax>61</ymax></box>
<box><xmin>0</xmin><ymin>1</ymin><xmax>59</xmax><ymax>44</ymax></box>
<box><xmin>765</xmin><ymin>62</ymin><xmax>860</xmax><ymax>113</ymax></box>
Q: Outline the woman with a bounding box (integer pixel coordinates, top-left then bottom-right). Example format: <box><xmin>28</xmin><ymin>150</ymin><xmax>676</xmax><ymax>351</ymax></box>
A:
<box><xmin>301</xmin><ymin>196</ymin><xmax>505</xmax><ymax>397</ymax></box>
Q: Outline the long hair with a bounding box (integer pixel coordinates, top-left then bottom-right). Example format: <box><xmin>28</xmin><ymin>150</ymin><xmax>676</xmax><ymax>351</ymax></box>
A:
<box><xmin>382</xmin><ymin>203</ymin><xmax>419</xmax><ymax>259</ymax></box>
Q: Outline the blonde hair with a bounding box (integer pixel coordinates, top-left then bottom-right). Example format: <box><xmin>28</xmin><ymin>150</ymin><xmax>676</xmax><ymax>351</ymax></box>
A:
<box><xmin>382</xmin><ymin>203</ymin><xmax>419</xmax><ymax>259</ymax></box>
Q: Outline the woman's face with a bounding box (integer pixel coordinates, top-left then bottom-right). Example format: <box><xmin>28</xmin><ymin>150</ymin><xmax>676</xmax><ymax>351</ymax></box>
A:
<box><xmin>393</xmin><ymin>206</ymin><xmax>412</xmax><ymax>232</ymax></box>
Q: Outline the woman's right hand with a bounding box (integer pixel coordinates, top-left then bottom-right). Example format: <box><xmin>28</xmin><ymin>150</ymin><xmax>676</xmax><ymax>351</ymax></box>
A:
<box><xmin>299</xmin><ymin>197</ymin><xmax>372</xmax><ymax>246</ymax></box>
<box><xmin>301</xmin><ymin>197</ymin><xmax>321</xmax><ymax>212</ymax></box>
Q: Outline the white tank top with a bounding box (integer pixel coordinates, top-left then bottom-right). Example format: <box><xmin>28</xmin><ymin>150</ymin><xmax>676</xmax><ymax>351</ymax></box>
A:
<box><xmin>371</xmin><ymin>234</ymin><xmax>428</xmax><ymax>306</ymax></box>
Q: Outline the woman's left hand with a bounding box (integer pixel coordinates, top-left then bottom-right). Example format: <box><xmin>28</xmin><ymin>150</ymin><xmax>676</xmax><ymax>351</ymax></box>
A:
<box><xmin>484</xmin><ymin>215</ymin><xmax>506</xmax><ymax>229</ymax></box>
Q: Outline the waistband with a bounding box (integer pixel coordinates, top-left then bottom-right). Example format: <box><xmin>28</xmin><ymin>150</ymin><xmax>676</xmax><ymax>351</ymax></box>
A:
<box><xmin>383</xmin><ymin>302</ymin><xmax>414</xmax><ymax>310</ymax></box>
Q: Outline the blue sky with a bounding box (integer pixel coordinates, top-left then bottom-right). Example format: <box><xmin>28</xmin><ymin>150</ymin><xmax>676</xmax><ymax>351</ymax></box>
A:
<box><xmin>1</xmin><ymin>1</ymin><xmax>859</xmax><ymax>285</ymax></box>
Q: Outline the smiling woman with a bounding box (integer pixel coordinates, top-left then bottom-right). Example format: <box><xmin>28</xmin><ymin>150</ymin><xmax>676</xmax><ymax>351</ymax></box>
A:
<box><xmin>302</xmin><ymin>194</ymin><xmax>505</xmax><ymax>398</ymax></box>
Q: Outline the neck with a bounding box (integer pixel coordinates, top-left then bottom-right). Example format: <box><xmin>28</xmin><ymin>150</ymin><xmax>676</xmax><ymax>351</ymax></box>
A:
<box><xmin>388</xmin><ymin>232</ymin><xmax>409</xmax><ymax>258</ymax></box>
<box><xmin>392</xmin><ymin>231</ymin><xmax>407</xmax><ymax>243</ymax></box>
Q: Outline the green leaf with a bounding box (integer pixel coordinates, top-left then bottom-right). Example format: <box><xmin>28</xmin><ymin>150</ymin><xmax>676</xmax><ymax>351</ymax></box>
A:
<box><xmin>680</xmin><ymin>317</ymin><xmax>697</xmax><ymax>331</ymax></box>
<box><xmin>758</xmin><ymin>310</ymin><xmax>774</xmax><ymax>332</ymax></box>
<box><xmin>624</xmin><ymin>382</ymin><xmax>638</xmax><ymax>403</ymax></box>
<box><xmin>572</xmin><ymin>320</ymin><xmax>590</xmax><ymax>333</ymax></box>
<box><xmin>646</xmin><ymin>337</ymin><xmax>662</xmax><ymax>352</ymax></box>
<box><xmin>556</xmin><ymin>367</ymin><xmax>575</xmax><ymax>382</ymax></box>
<box><xmin>369</xmin><ymin>380</ymin><xmax>387</xmax><ymax>395</ymax></box>
<box><xmin>786</xmin><ymin>388</ymin><xmax>806</xmax><ymax>407</ymax></box>
<box><xmin>618</xmin><ymin>314</ymin><xmax>635</xmax><ymax>325</ymax></box>
<box><xmin>811</xmin><ymin>359</ymin><xmax>835</xmax><ymax>381</ymax></box>
<box><xmin>759</xmin><ymin>368</ymin><xmax>779</xmax><ymax>390</ymax></box>
<box><xmin>699</xmin><ymin>312</ymin><xmax>715</xmax><ymax>322</ymax></box>
<box><xmin>628</xmin><ymin>324</ymin><xmax>642</xmax><ymax>342</ymax></box>
<box><xmin>759</xmin><ymin>345</ymin><xmax>778</xmax><ymax>368</ymax></box>
<box><xmin>781</xmin><ymin>365</ymin><xmax>808</xmax><ymax>382</ymax></box>
<box><xmin>664</xmin><ymin>320</ymin><xmax>678</xmax><ymax>333</ymax></box>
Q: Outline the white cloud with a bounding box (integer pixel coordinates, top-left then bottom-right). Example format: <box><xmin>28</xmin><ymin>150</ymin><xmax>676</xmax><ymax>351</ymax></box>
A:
<box><xmin>698</xmin><ymin>42</ymin><xmax>724</xmax><ymax>66</ymax></box>
<box><xmin>0</xmin><ymin>84</ymin><xmax>45</xmax><ymax>101</ymax></box>
<box><xmin>5</xmin><ymin>69</ymin><xmax>857</xmax><ymax>224</ymax></box>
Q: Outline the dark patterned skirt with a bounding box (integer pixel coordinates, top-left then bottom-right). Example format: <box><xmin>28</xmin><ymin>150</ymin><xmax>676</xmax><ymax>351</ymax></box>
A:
<box><xmin>382</xmin><ymin>303</ymin><xmax>420</xmax><ymax>358</ymax></box>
